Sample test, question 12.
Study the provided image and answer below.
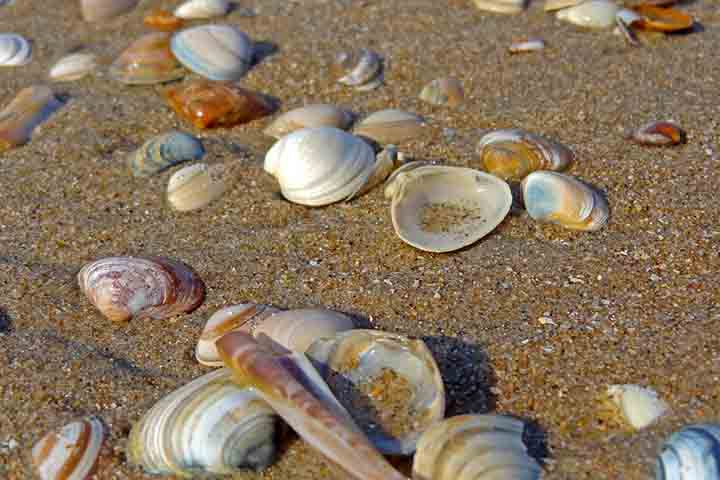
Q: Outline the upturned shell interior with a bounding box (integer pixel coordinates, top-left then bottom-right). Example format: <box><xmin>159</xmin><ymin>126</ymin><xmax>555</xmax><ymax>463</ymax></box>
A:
<box><xmin>306</xmin><ymin>329</ymin><xmax>445</xmax><ymax>456</ymax></box>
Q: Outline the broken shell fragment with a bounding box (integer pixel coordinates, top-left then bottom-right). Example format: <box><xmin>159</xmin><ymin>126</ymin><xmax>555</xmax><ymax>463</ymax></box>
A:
<box><xmin>167</xmin><ymin>163</ymin><xmax>225</xmax><ymax>211</ymax></box>
<box><xmin>264</xmin><ymin>104</ymin><xmax>354</xmax><ymax>139</ymax></box>
<box><xmin>472</xmin><ymin>0</ymin><xmax>527</xmax><ymax>14</ymax></box>
<box><xmin>353</xmin><ymin>109</ymin><xmax>426</xmax><ymax>145</ymax></box>
<box><xmin>633</xmin><ymin>5</ymin><xmax>693</xmax><ymax>32</ymax></box>
<box><xmin>509</xmin><ymin>38</ymin><xmax>546</xmax><ymax>54</ymax></box>
<box><xmin>48</xmin><ymin>52</ymin><xmax>97</xmax><ymax>82</ymax></box>
<box><xmin>522</xmin><ymin>171</ymin><xmax>609</xmax><ymax>231</ymax></box>
<box><xmin>128</xmin><ymin>130</ymin><xmax>204</xmax><ymax>177</ymax></box>
<box><xmin>80</xmin><ymin>0</ymin><xmax>139</xmax><ymax>22</ymax></box>
<box><xmin>110</xmin><ymin>32</ymin><xmax>185</xmax><ymax>85</ymax></box>
<box><xmin>333</xmin><ymin>49</ymin><xmax>384</xmax><ymax>91</ymax></box>
<box><xmin>143</xmin><ymin>9</ymin><xmax>185</xmax><ymax>32</ymax></box>
<box><xmin>476</xmin><ymin>128</ymin><xmax>574</xmax><ymax>181</ymax></box>
<box><xmin>607</xmin><ymin>384</ymin><xmax>669</xmax><ymax>430</ymax></box>
<box><xmin>556</xmin><ymin>0</ymin><xmax>620</xmax><ymax>29</ymax></box>
<box><xmin>656</xmin><ymin>423</ymin><xmax>720</xmax><ymax>480</ymax></box>
<box><xmin>384</xmin><ymin>163</ymin><xmax>512</xmax><ymax>253</ymax></box>
<box><xmin>0</xmin><ymin>33</ymin><xmax>31</xmax><ymax>66</ymax></box>
<box><xmin>626</xmin><ymin>120</ymin><xmax>686</xmax><ymax>146</ymax></box>
<box><xmin>419</xmin><ymin>77</ymin><xmax>464</xmax><ymax>108</ymax></box>
<box><xmin>77</xmin><ymin>256</ymin><xmax>205</xmax><ymax>322</ymax></box>
<box><xmin>164</xmin><ymin>80</ymin><xmax>275</xmax><ymax>129</ymax></box>
<box><xmin>32</xmin><ymin>416</ymin><xmax>106</xmax><ymax>480</ymax></box>
<box><xmin>171</xmin><ymin>25</ymin><xmax>253</xmax><ymax>81</ymax></box>
<box><xmin>307</xmin><ymin>329</ymin><xmax>445</xmax><ymax>456</ymax></box>
<box><xmin>0</xmin><ymin>85</ymin><xmax>63</xmax><ymax>152</ymax></box>
<box><xmin>413</xmin><ymin>414</ymin><xmax>542</xmax><ymax>480</ymax></box>
<box><xmin>128</xmin><ymin>368</ymin><xmax>279</xmax><ymax>476</ymax></box>
<box><xmin>175</xmin><ymin>0</ymin><xmax>230</xmax><ymax>19</ymax></box>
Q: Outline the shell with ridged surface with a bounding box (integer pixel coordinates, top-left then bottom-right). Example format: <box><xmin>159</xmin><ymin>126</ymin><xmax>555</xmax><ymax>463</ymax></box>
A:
<box><xmin>32</xmin><ymin>416</ymin><xmax>106</xmax><ymax>480</ymax></box>
<box><xmin>49</xmin><ymin>52</ymin><xmax>97</xmax><ymax>82</ymax></box>
<box><xmin>656</xmin><ymin>424</ymin><xmax>720</xmax><ymax>480</ymax></box>
<box><xmin>171</xmin><ymin>25</ymin><xmax>253</xmax><ymax>81</ymax></box>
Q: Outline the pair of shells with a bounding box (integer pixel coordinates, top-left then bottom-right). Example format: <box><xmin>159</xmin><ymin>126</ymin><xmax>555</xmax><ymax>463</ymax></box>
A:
<box><xmin>128</xmin><ymin>130</ymin><xmax>205</xmax><ymax>177</ymax></box>
<box><xmin>656</xmin><ymin>423</ymin><xmax>720</xmax><ymax>479</ymax></box>
<box><xmin>49</xmin><ymin>52</ymin><xmax>97</xmax><ymax>82</ymax></box>
<box><xmin>171</xmin><ymin>25</ymin><xmax>253</xmax><ymax>81</ymax></box>
<box><xmin>333</xmin><ymin>49</ymin><xmax>384</xmax><ymax>91</ymax></box>
<box><xmin>472</xmin><ymin>0</ymin><xmax>527</xmax><ymax>14</ymax></box>
<box><xmin>0</xmin><ymin>85</ymin><xmax>63</xmax><ymax>152</ymax></box>
<box><xmin>80</xmin><ymin>0</ymin><xmax>138</xmax><ymax>22</ymax></box>
<box><xmin>110</xmin><ymin>32</ymin><xmax>184</xmax><ymax>85</ymax></box>
<box><xmin>413</xmin><ymin>414</ymin><xmax>541</xmax><ymax>480</ymax></box>
<box><xmin>0</xmin><ymin>33</ymin><xmax>32</xmax><ymax>66</ymax></box>
<box><xmin>32</xmin><ymin>416</ymin><xmax>106</xmax><ymax>480</ymax></box>
<box><xmin>77</xmin><ymin>256</ymin><xmax>205</xmax><ymax>322</ymax></box>
<box><xmin>384</xmin><ymin>162</ymin><xmax>513</xmax><ymax>253</ymax></box>
<box><xmin>174</xmin><ymin>0</ymin><xmax>230</xmax><ymax>19</ymax></box>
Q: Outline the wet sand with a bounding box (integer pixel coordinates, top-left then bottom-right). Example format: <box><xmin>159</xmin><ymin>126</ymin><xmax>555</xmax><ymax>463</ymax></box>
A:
<box><xmin>1</xmin><ymin>0</ymin><xmax>719</xmax><ymax>478</ymax></box>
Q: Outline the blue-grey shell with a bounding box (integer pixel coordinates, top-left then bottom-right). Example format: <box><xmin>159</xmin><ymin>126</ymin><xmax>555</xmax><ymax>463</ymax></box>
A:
<box><xmin>656</xmin><ymin>423</ymin><xmax>720</xmax><ymax>480</ymax></box>
<box><xmin>128</xmin><ymin>131</ymin><xmax>204</xmax><ymax>177</ymax></box>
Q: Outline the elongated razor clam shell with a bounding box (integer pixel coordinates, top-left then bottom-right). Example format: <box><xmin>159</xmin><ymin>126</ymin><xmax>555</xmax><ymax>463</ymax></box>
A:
<box><xmin>556</xmin><ymin>0</ymin><xmax>620</xmax><ymax>29</ymax></box>
<box><xmin>264</xmin><ymin>104</ymin><xmax>354</xmax><ymax>139</ymax></box>
<box><xmin>656</xmin><ymin>424</ymin><xmax>720</xmax><ymax>480</ymax></box>
<box><xmin>472</xmin><ymin>0</ymin><xmax>527</xmax><ymax>14</ymax></box>
<box><xmin>171</xmin><ymin>25</ymin><xmax>253</xmax><ymax>81</ymax></box>
<box><xmin>175</xmin><ymin>0</ymin><xmax>230</xmax><ymax>19</ymax></box>
<box><xmin>353</xmin><ymin>109</ymin><xmax>426</xmax><ymax>145</ymax></box>
<box><xmin>77</xmin><ymin>256</ymin><xmax>205</xmax><ymax>322</ymax></box>
<box><xmin>607</xmin><ymin>384</ymin><xmax>669</xmax><ymax>430</ymax></box>
<box><xmin>49</xmin><ymin>52</ymin><xmax>97</xmax><ymax>82</ymax></box>
<box><xmin>32</xmin><ymin>416</ymin><xmax>106</xmax><ymax>480</ymax></box>
<box><xmin>128</xmin><ymin>130</ymin><xmax>204</xmax><ymax>177</ymax></box>
<box><xmin>167</xmin><ymin>163</ymin><xmax>225</xmax><ymax>211</ymax></box>
<box><xmin>419</xmin><ymin>77</ymin><xmax>464</xmax><ymax>108</ymax></box>
<box><xmin>109</xmin><ymin>32</ymin><xmax>185</xmax><ymax>85</ymax></box>
<box><xmin>0</xmin><ymin>85</ymin><xmax>62</xmax><ymax>151</ymax></box>
<box><xmin>80</xmin><ymin>0</ymin><xmax>139</xmax><ymax>22</ymax></box>
<box><xmin>0</xmin><ymin>33</ymin><xmax>31</xmax><ymax>66</ymax></box>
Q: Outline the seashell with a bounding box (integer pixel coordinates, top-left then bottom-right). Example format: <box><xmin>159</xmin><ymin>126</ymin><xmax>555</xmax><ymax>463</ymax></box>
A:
<box><xmin>656</xmin><ymin>423</ymin><xmax>720</xmax><ymax>480</ymax></box>
<box><xmin>556</xmin><ymin>0</ymin><xmax>620</xmax><ymax>29</ymax></box>
<box><xmin>625</xmin><ymin>120</ymin><xmax>686</xmax><ymax>146</ymax></box>
<box><xmin>32</xmin><ymin>416</ymin><xmax>106</xmax><ymax>480</ymax></box>
<box><xmin>419</xmin><ymin>77</ymin><xmax>464</xmax><ymax>108</ymax></box>
<box><xmin>80</xmin><ymin>0</ymin><xmax>139</xmax><ymax>22</ymax></box>
<box><xmin>254</xmin><ymin>308</ymin><xmax>355</xmax><ymax>354</ymax></box>
<box><xmin>109</xmin><ymin>32</ymin><xmax>185</xmax><ymax>85</ymax></box>
<box><xmin>167</xmin><ymin>163</ymin><xmax>225</xmax><ymax>211</ymax></box>
<box><xmin>606</xmin><ymin>384</ymin><xmax>669</xmax><ymax>430</ymax></box>
<box><xmin>476</xmin><ymin>128</ymin><xmax>574</xmax><ymax>181</ymax></box>
<box><xmin>544</xmin><ymin>0</ymin><xmax>583</xmax><ymax>11</ymax></box>
<box><xmin>263</xmin><ymin>104</ymin><xmax>354</xmax><ymax>139</ymax></box>
<box><xmin>48</xmin><ymin>52</ymin><xmax>97</xmax><ymax>82</ymax></box>
<box><xmin>171</xmin><ymin>25</ymin><xmax>253</xmax><ymax>81</ymax></box>
<box><xmin>264</xmin><ymin>127</ymin><xmax>378</xmax><ymax>206</ymax></box>
<box><xmin>128</xmin><ymin>368</ymin><xmax>279</xmax><ymax>476</ymax></box>
<box><xmin>77</xmin><ymin>256</ymin><xmax>205</xmax><ymax>322</ymax></box>
<box><xmin>522</xmin><ymin>171</ymin><xmax>609</xmax><ymax>231</ymax></box>
<box><xmin>0</xmin><ymin>33</ymin><xmax>31</xmax><ymax>67</ymax></box>
<box><xmin>128</xmin><ymin>130</ymin><xmax>204</xmax><ymax>177</ymax></box>
<box><xmin>307</xmin><ymin>329</ymin><xmax>445</xmax><ymax>456</ymax></box>
<box><xmin>0</xmin><ymin>85</ymin><xmax>62</xmax><ymax>152</ymax></box>
<box><xmin>163</xmin><ymin>80</ymin><xmax>275</xmax><ymax>129</ymax></box>
<box><xmin>143</xmin><ymin>9</ymin><xmax>185</xmax><ymax>32</ymax></box>
<box><xmin>632</xmin><ymin>5</ymin><xmax>693</xmax><ymax>32</ymax></box>
<box><xmin>217</xmin><ymin>332</ymin><xmax>410</xmax><ymax>480</ymax></box>
<box><xmin>333</xmin><ymin>49</ymin><xmax>383</xmax><ymax>90</ymax></box>
<box><xmin>175</xmin><ymin>0</ymin><xmax>230</xmax><ymax>19</ymax></box>
<box><xmin>509</xmin><ymin>38</ymin><xmax>546</xmax><ymax>54</ymax></box>
<box><xmin>353</xmin><ymin>109</ymin><xmax>426</xmax><ymax>145</ymax></box>
<box><xmin>384</xmin><ymin>163</ymin><xmax>512</xmax><ymax>253</ymax></box>
<box><xmin>471</xmin><ymin>0</ymin><xmax>527</xmax><ymax>14</ymax></box>
<box><xmin>413</xmin><ymin>414</ymin><xmax>542</xmax><ymax>480</ymax></box>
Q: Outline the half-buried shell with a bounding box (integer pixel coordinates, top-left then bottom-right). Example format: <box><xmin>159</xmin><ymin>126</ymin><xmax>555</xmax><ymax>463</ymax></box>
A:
<box><xmin>471</xmin><ymin>0</ymin><xmax>527</xmax><ymax>14</ymax></box>
<box><xmin>263</xmin><ymin>104</ymin><xmax>354</xmax><ymax>139</ymax></box>
<box><xmin>128</xmin><ymin>130</ymin><xmax>204</xmax><ymax>177</ymax></box>
<box><xmin>353</xmin><ymin>109</ymin><xmax>426</xmax><ymax>145</ymax></box>
<box><xmin>0</xmin><ymin>85</ymin><xmax>63</xmax><ymax>152</ymax></box>
<box><xmin>49</xmin><ymin>52</ymin><xmax>97</xmax><ymax>82</ymax></box>
<box><xmin>167</xmin><ymin>163</ymin><xmax>225</xmax><ymax>211</ymax></box>
<box><xmin>80</xmin><ymin>0</ymin><xmax>139</xmax><ymax>22</ymax></box>
<box><xmin>109</xmin><ymin>32</ymin><xmax>185</xmax><ymax>85</ymax></box>
<box><xmin>32</xmin><ymin>416</ymin><xmax>106</xmax><ymax>480</ymax></box>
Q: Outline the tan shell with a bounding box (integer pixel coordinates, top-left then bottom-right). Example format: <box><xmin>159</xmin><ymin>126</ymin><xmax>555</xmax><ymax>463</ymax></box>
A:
<box><xmin>353</xmin><ymin>109</ymin><xmax>426</xmax><ymax>145</ymax></box>
<box><xmin>167</xmin><ymin>163</ymin><xmax>225</xmax><ymax>212</ymax></box>
<box><xmin>263</xmin><ymin>104</ymin><xmax>354</xmax><ymax>139</ymax></box>
<box><xmin>32</xmin><ymin>416</ymin><xmax>106</xmax><ymax>480</ymax></box>
<box><xmin>471</xmin><ymin>0</ymin><xmax>527</xmax><ymax>14</ymax></box>
<box><xmin>419</xmin><ymin>77</ymin><xmax>464</xmax><ymax>108</ymax></box>
<box><xmin>0</xmin><ymin>85</ymin><xmax>62</xmax><ymax>152</ymax></box>
<box><xmin>80</xmin><ymin>0</ymin><xmax>139</xmax><ymax>22</ymax></box>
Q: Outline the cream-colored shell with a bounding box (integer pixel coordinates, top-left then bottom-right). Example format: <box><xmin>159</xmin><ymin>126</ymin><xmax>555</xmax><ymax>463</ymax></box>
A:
<box><xmin>167</xmin><ymin>163</ymin><xmax>225</xmax><ymax>212</ymax></box>
<box><xmin>49</xmin><ymin>53</ymin><xmax>97</xmax><ymax>82</ymax></box>
<box><xmin>472</xmin><ymin>0</ymin><xmax>527</xmax><ymax>14</ymax></box>
<box><xmin>544</xmin><ymin>0</ymin><xmax>583</xmax><ymax>11</ymax></box>
<box><xmin>254</xmin><ymin>308</ymin><xmax>355</xmax><ymax>354</ymax></box>
<box><xmin>353</xmin><ymin>109</ymin><xmax>426</xmax><ymax>145</ymax></box>
<box><xmin>32</xmin><ymin>416</ymin><xmax>106</xmax><ymax>480</ymax></box>
<box><xmin>80</xmin><ymin>0</ymin><xmax>139</xmax><ymax>22</ymax></box>
<box><xmin>263</xmin><ymin>104</ymin><xmax>354</xmax><ymax>139</ymax></box>
<box><xmin>174</xmin><ymin>0</ymin><xmax>230</xmax><ymax>19</ymax></box>
<box><xmin>556</xmin><ymin>0</ymin><xmax>620</xmax><ymax>29</ymax></box>
<box><xmin>607</xmin><ymin>384</ymin><xmax>669</xmax><ymax>430</ymax></box>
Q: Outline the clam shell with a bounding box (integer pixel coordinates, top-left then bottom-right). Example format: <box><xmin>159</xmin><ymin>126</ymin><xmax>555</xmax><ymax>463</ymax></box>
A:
<box><xmin>307</xmin><ymin>329</ymin><xmax>445</xmax><ymax>455</ymax></box>
<box><xmin>128</xmin><ymin>130</ymin><xmax>204</xmax><ymax>177</ymax></box>
<box><xmin>264</xmin><ymin>127</ymin><xmax>377</xmax><ymax>206</ymax></box>
<box><xmin>77</xmin><ymin>255</ymin><xmax>205</xmax><ymax>322</ymax></box>
<box><xmin>48</xmin><ymin>52</ymin><xmax>97</xmax><ymax>82</ymax></box>
<box><xmin>626</xmin><ymin>120</ymin><xmax>686</xmax><ymax>146</ymax></box>
<box><xmin>0</xmin><ymin>33</ymin><xmax>31</xmax><ymax>67</ymax></box>
<box><xmin>216</xmin><ymin>332</ymin><xmax>409</xmax><ymax>480</ymax></box>
<box><xmin>384</xmin><ymin>163</ymin><xmax>512</xmax><ymax>253</ymax></box>
<box><xmin>143</xmin><ymin>9</ymin><xmax>185</xmax><ymax>32</ymax></box>
<box><xmin>353</xmin><ymin>109</ymin><xmax>426</xmax><ymax>145</ymax></box>
<box><xmin>109</xmin><ymin>32</ymin><xmax>185</xmax><ymax>85</ymax></box>
<box><xmin>175</xmin><ymin>0</ymin><xmax>230</xmax><ymax>19</ymax></box>
<box><xmin>556</xmin><ymin>0</ymin><xmax>620</xmax><ymax>29</ymax></box>
<box><xmin>163</xmin><ymin>80</ymin><xmax>275</xmax><ymax>129</ymax></box>
<box><xmin>472</xmin><ymin>0</ymin><xmax>527</xmax><ymax>14</ymax></box>
<box><xmin>196</xmin><ymin>303</ymin><xmax>282</xmax><ymax>366</ymax></box>
<box><xmin>80</xmin><ymin>0</ymin><xmax>139</xmax><ymax>22</ymax></box>
<box><xmin>171</xmin><ymin>25</ymin><xmax>253</xmax><ymax>81</ymax></box>
<box><xmin>254</xmin><ymin>308</ymin><xmax>355</xmax><ymax>354</ymax></box>
<box><xmin>419</xmin><ymin>77</ymin><xmax>464</xmax><ymax>108</ymax></box>
<box><xmin>522</xmin><ymin>171</ymin><xmax>609</xmax><ymax>231</ymax></box>
<box><xmin>333</xmin><ymin>49</ymin><xmax>383</xmax><ymax>88</ymax></box>
<box><xmin>413</xmin><ymin>414</ymin><xmax>541</xmax><ymax>480</ymax></box>
<box><xmin>544</xmin><ymin>0</ymin><xmax>583</xmax><ymax>12</ymax></box>
<box><xmin>476</xmin><ymin>128</ymin><xmax>574</xmax><ymax>181</ymax></box>
<box><xmin>263</xmin><ymin>104</ymin><xmax>354</xmax><ymax>139</ymax></box>
<box><xmin>0</xmin><ymin>85</ymin><xmax>62</xmax><ymax>152</ymax></box>
<box><xmin>128</xmin><ymin>368</ymin><xmax>279</xmax><ymax>476</ymax></box>
<box><xmin>167</xmin><ymin>163</ymin><xmax>225</xmax><ymax>211</ymax></box>
<box><xmin>656</xmin><ymin>424</ymin><xmax>720</xmax><ymax>480</ymax></box>
<box><xmin>633</xmin><ymin>5</ymin><xmax>693</xmax><ymax>32</ymax></box>
<box><xmin>509</xmin><ymin>38</ymin><xmax>546</xmax><ymax>54</ymax></box>
<box><xmin>607</xmin><ymin>384</ymin><xmax>669</xmax><ymax>430</ymax></box>
<box><xmin>32</xmin><ymin>416</ymin><xmax>106</xmax><ymax>480</ymax></box>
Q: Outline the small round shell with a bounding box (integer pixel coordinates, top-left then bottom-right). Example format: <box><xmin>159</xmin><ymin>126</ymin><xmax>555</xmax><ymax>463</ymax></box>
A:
<box><xmin>128</xmin><ymin>130</ymin><xmax>204</xmax><ymax>177</ymax></box>
<box><xmin>0</xmin><ymin>33</ymin><xmax>32</xmax><ymax>67</ymax></box>
<box><xmin>307</xmin><ymin>329</ymin><xmax>445</xmax><ymax>456</ymax></box>
<box><xmin>174</xmin><ymin>0</ymin><xmax>230</xmax><ymax>19</ymax></box>
<box><xmin>32</xmin><ymin>416</ymin><xmax>106</xmax><ymax>480</ymax></box>
<box><xmin>384</xmin><ymin>164</ymin><xmax>513</xmax><ymax>253</ymax></box>
<box><xmin>171</xmin><ymin>25</ymin><xmax>253</xmax><ymax>81</ymax></box>
<box><xmin>353</xmin><ymin>109</ymin><xmax>426</xmax><ymax>145</ymax></box>
<box><xmin>49</xmin><ymin>52</ymin><xmax>97</xmax><ymax>82</ymax></box>
<box><xmin>77</xmin><ymin>256</ymin><xmax>205</xmax><ymax>322</ymax></box>
<box><xmin>333</xmin><ymin>49</ymin><xmax>383</xmax><ymax>89</ymax></box>
<box><xmin>419</xmin><ymin>77</ymin><xmax>464</xmax><ymax>108</ymax></box>
<box><xmin>167</xmin><ymin>163</ymin><xmax>225</xmax><ymax>211</ymax></box>
<box><xmin>471</xmin><ymin>0</ymin><xmax>527</xmax><ymax>14</ymax></box>
<box><xmin>80</xmin><ymin>0</ymin><xmax>139</xmax><ymax>22</ymax></box>
<box><xmin>556</xmin><ymin>0</ymin><xmax>620</xmax><ymax>29</ymax></box>
<box><xmin>656</xmin><ymin>424</ymin><xmax>720</xmax><ymax>480</ymax></box>
<box><xmin>607</xmin><ymin>384</ymin><xmax>669</xmax><ymax>430</ymax></box>
<box><xmin>522</xmin><ymin>171</ymin><xmax>608</xmax><ymax>231</ymax></box>
<box><xmin>625</xmin><ymin>120</ymin><xmax>686</xmax><ymax>146</ymax></box>
<box><xmin>109</xmin><ymin>32</ymin><xmax>185</xmax><ymax>85</ymax></box>
<box><xmin>264</xmin><ymin>104</ymin><xmax>354</xmax><ymax>139</ymax></box>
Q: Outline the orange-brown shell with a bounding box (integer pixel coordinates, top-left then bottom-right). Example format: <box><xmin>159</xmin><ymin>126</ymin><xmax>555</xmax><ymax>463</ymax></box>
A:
<box><xmin>626</xmin><ymin>121</ymin><xmax>686</xmax><ymax>146</ymax></box>
<box><xmin>632</xmin><ymin>5</ymin><xmax>693</xmax><ymax>32</ymax></box>
<box><xmin>143</xmin><ymin>9</ymin><xmax>185</xmax><ymax>32</ymax></box>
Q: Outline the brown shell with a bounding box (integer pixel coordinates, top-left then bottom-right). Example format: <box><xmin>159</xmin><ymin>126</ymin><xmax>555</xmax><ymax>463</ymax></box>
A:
<box><xmin>32</xmin><ymin>416</ymin><xmax>106</xmax><ymax>480</ymax></box>
<box><xmin>632</xmin><ymin>5</ymin><xmax>693</xmax><ymax>32</ymax></box>
<box><xmin>109</xmin><ymin>33</ymin><xmax>185</xmax><ymax>85</ymax></box>
<box><xmin>0</xmin><ymin>85</ymin><xmax>62</xmax><ymax>152</ymax></box>
<box><xmin>626</xmin><ymin>120</ymin><xmax>686</xmax><ymax>146</ymax></box>
<box><xmin>143</xmin><ymin>9</ymin><xmax>185</xmax><ymax>32</ymax></box>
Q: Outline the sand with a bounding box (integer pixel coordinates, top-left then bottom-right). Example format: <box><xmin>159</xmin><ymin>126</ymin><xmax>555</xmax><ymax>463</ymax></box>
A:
<box><xmin>1</xmin><ymin>0</ymin><xmax>719</xmax><ymax>478</ymax></box>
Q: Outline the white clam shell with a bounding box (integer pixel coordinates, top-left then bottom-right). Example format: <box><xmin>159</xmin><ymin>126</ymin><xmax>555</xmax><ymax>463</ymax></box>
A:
<box><xmin>174</xmin><ymin>0</ymin><xmax>230</xmax><ymax>19</ymax></box>
<box><xmin>509</xmin><ymin>38</ymin><xmax>546</xmax><ymax>54</ymax></box>
<box><xmin>167</xmin><ymin>163</ymin><xmax>225</xmax><ymax>212</ymax></box>
<box><xmin>263</xmin><ymin>104</ymin><xmax>354</xmax><ymax>139</ymax></box>
<box><xmin>264</xmin><ymin>127</ymin><xmax>377</xmax><ymax>206</ymax></box>
<box><xmin>254</xmin><ymin>308</ymin><xmax>355</xmax><ymax>354</ymax></box>
<box><xmin>353</xmin><ymin>109</ymin><xmax>426</xmax><ymax>145</ymax></box>
<box><xmin>556</xmin><ymin>0</ymin><xmax>620</xmax><ymax>29</ymax></box>
<box><xmin>472</xmin><ymin>0</ymin><xmax>527</xmax><ymax>14</ymax></box>
<box><xmin>656</xmin><ymin>424</ymin><xmax>720</xmax><ymax>480</ymax></box>
<box><xmin>0</xmin><ymin>33</ymin><xmax>31</xmax><ymax>66</ymax></box>
<box><xmin>32</xmin><ymin>416</ymin><xmax>106</xmax><ymax>480</ymax></box>
<box><xmin>48</xmin><ymin>52</ymin><xmax>97</xmax><ymax>82</ymax></box>
<box><xmin>384</xmin><ymin>163</ymin><xmax>513</xmax><ymax>253</ymax></box>
<box><xmin>171</xmin><ymin>25</ymin><xmax>253</xmax><ymax>81</ymax></box>
<box><xmin>128</xmin><ymin>368</ymin><xmax>279</xmax><ymax>476</ymax></box>
<box><xmin>607</xmin><ymin>384</ymin><xmax>669</xmax><ymax>430</ymax></box>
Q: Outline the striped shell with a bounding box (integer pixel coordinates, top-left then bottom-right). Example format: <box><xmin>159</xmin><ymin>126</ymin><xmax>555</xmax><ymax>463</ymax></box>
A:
<box><xmin>413</xmin><ymin>414</ymin><xmax>542</xmax><ymax>480</ymax></box>
<box><xmin>0</xmin><ymin>33</ymin><xmax>32</xmax><ymax>66</ymax></box>
<box><xmin>472</xmin><ymin>0</ymin><xmax>527</xmax><ymax>14</ymax></box>
<box><xmin>128</xmin><ymin>368</ymin><xmax>279</xmax><ymax>477</ymax></box>
<box><xmin>0</xmin><ymin>85</ymin><xmax>62</xmax><ymax>152</ymax></box>
<box><xmin>264</xmin><ymin>104</ymin><xmax>354</xmax><ymax>139</ymax></box>
<box><xmin>626</xmin><ymin>121</ymin><xmax>686</xmax><ymax>146</ymax></box>
<box><xmin>167</xmin><ymin>163</ymin><xmax>226</xmax><ymax>211</ymax></box>
<box><xmin>656</xmin><ymin>423</ymin><xmax>720</xmax><ymax>480</ymax></box>
<box><xmin>128</xmin><ymin>130</ymin><xmax>204</xmax><ymax>177</ymax></box>
<box><xmin>77</xmin><ymin>256</ymin><xmax>205</xmax><ymax>322</ymax></box>
<box><xmin>80</xmin><ymin>0</ymin><xmax>139</xmax><ymax>22</ymax></box>
<box><xmin>49</xmin><ymin>53</ymin><xmax>97</xmax><ymax>82</ymax></box>
<box><xmin>109</xmin><ymin>32</ymin><xmax>185</xmax><ymax>85</ymax></box>
<box><xmin>353</xmin><ymin>109</ymin><xmax>426</xmax><ymax>145</ymax></box>
<box><xmin>171</xmin><ymin>25</ymin><xmax>253</xmax><ymax>81</ymax></box>
<box><xmin>174</xmin><ymin>0</ymin><xmax>230</xmax><ymax>19</ymax></box>
<box><xmin>32</xmin><ymin>416</ymin><xmax>106</xmax><ymax>480</ymax></box>
<box><xmin>419</xmin><ymin>77</ymin><xmax>464</xmax><ymax>108</ymax></box>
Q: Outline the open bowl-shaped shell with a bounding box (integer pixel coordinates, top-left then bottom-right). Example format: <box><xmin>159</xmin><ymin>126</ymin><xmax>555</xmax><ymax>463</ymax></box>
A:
<box><xmin>306</xmin><ymin>329</ymin><xmax>445</xmax><ymax>456</ymax></box>
<box><xmin>384</xmin><ymin>164</ymin><xmax>512</xmax><ymax>253</ymax></box>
